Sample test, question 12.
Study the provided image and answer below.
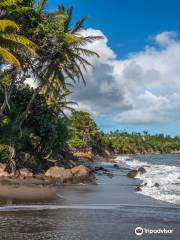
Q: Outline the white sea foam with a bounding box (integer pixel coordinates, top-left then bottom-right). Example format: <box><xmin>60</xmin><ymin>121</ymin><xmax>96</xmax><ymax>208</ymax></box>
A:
<box><xmin>115</xmin><ymin>155</ymin><xmax>180</xmax><ymax>205</ymax></box>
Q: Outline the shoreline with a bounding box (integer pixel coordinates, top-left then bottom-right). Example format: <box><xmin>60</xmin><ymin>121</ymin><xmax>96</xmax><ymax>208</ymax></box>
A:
<box><xmin>0</xmin><ymin>152</ymin><xmax>179</xmax><ymax>205</ymax></box>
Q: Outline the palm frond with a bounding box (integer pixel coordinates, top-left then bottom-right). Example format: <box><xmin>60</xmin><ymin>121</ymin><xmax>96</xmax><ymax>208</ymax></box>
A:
<box><xmin>0</xmin><ymin>46</ymin><xmax>20</xmax><ymax>67</ymax></box>
<box><xmin>0</xmin><ymin>0</ymin><xmax>22</xmax><ymax>7</ymax></box>
<box><xmin>2</xmin><ymin>33</ymin><xmax>37</xmax><ymax>54</ymax></box>
<box><xmin>0</xmin><ymin>20</ymin><xmax>19</xmax><ymax>32</ymax></box>
<box><xmin>75</xmin><ymin>47</ymin><xmax>99</xmax><ymax>58</ymax></box>
<box><xmin>36</xmin><ymin>0</ymin><xmax>47</xmax><ymax>13</ymax></box>
<box><xmin>71</xmin><ymin>16</ymin><xmax>88</xmax><ymax>34</ymax></box>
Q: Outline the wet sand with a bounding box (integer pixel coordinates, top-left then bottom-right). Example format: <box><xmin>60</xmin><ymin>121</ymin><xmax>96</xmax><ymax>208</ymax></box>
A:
<box><xmin>0</xmin><ymin>176</ymin><xmax>59</xmax><ymax>202</ymax></box>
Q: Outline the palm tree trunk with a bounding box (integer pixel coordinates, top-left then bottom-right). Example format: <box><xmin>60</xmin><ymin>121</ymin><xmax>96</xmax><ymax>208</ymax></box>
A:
<box><xmin>18</xmin><ymin>87</ymin><xmax>40</xmax><ymax>131</ymax></box>
<box><xmin>0</xmin><ymin>82</ymin><xmax>15</xmax><ymax>115</ymax></box>
<box><xmin>24</xmin><ymin>87</ymin><xmax>40</xmax><ymax>118</ymax></box>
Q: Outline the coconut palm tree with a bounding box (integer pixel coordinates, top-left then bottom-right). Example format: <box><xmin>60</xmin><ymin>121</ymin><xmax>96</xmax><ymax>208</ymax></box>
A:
<box><xmin>23</xmin><ymin>4</ymin><xmax>103</xmax><ymax>117</ymax></box>
<box><xmin>0</xmin><ymin>19</ymin><xmax>36</xmax><ymax>115</ymax></box>
<box><xmin>0</xmin><ymin>19</ymin><xmax>36</xmax><ymax>67</ymax></box>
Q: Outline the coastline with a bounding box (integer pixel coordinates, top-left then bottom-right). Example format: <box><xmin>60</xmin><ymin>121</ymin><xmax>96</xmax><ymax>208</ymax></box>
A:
<box><xmin>0</xmin><ymin>156</ymin><xmax>180</xmax><ymax>240</ymax></box>
<box><xmin>0</xmin><ymin>152</ymin><xmax>179</xmax><ymax>205</ymax></box>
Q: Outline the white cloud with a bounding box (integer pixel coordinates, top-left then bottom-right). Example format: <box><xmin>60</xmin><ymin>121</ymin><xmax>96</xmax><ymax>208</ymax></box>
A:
<box><xmin>155</xmin><ymin>31</ymin><xmax>177</xmax><ymax>47</ymax></box>
<box><xmin>71</xmin><ymin>29</ymin><xmax>180</xmax><ymax>125</ymax></box>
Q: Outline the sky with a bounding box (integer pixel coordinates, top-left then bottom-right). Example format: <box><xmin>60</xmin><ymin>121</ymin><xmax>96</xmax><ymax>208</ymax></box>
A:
<box><xmin>46</xmin><ymin>0</ymin><xmax>180</xmax><ymax>135</ymax></box>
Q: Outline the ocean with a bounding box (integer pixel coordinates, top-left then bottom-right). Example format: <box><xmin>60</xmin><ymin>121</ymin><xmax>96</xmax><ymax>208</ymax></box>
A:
<box><xmin>115</xmin><ymin>154</ymin><xmax>180</xmax><ymax>205</ymax></box>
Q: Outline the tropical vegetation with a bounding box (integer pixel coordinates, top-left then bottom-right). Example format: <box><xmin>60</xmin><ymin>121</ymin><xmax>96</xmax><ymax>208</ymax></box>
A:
<box><xmin>1</xmin><ymin>0</ymin><xmax>180</xmax><ymax>174</ymax></box>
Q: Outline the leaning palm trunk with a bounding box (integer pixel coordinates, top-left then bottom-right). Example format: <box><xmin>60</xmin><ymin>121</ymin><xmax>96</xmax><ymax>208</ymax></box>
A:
<box><xmin>0</xmin><ymin>81</ymin><xmax>15</xmax><ymax>115</ymax></box>
<box><xmin>24</xmin><ymin>86</ymin><xmax>40</xmax><ymax>118</ymax></box>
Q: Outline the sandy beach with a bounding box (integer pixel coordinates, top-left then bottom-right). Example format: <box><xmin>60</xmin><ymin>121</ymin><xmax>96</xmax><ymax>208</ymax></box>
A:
<box><xmin>0</xmin><ymin>155</ymin><xmax>179</xmax><ymax>239</ymax></box>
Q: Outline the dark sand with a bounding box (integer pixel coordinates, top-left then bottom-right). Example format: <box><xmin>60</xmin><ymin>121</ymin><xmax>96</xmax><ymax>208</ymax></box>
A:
<box><xmin>0</xmin><ymin>176</ymin><xmax>59</xmax><ymax>202</ymax></box>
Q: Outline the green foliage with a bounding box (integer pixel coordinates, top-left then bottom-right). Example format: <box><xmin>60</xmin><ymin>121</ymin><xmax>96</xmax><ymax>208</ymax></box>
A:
<box><xmin>69</xmin><ymin>134</ymin><xmax>85</xmax><ymax>150</ymax></box>
<box><xmin>0</xmin><ymin>144</ymin><xmax>16</xmax><ymax>173</ymax></box>
<box><xmin>0</xmin><ymin>85</ymin><xmax>70</xmax><ymax>163</ymax></box>
<box><xmin>105</xmin><ymin>130</ymin><xmax>180</xmax><ymax>154</ymax></box>
<box><xmin>69</xmin><ymin>111</ymin><xmax>99</xmax><ymax>151</ymax></box>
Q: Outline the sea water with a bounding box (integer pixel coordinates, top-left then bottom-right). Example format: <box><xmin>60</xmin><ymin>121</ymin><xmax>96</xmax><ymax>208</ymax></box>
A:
<box><xmin>115</xmin><ymin>154</ymin><xmax>180</xmax><ymax>205</ymax></box>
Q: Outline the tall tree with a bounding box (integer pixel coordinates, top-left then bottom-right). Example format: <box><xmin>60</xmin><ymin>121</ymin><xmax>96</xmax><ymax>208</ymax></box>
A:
<box><xmin>21</xmin><ymin>4</ymin><xmax>103</xmax><ymax>120</ymax></box>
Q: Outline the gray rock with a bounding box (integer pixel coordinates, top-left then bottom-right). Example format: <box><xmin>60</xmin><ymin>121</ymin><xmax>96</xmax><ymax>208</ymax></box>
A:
<box><xmin>127</xmin><ymin>169</ymin><xmax>138</xmax><ymax>178</ymax></box>
<box><xmin>138</xmin><ymin>167</ymin><xmax>146</xmax><ymax>174</ymax></box>
<box><xmin>113</xmin><ymin>164</ymin><xmax>120</xmax><ymax>169</ymax></box>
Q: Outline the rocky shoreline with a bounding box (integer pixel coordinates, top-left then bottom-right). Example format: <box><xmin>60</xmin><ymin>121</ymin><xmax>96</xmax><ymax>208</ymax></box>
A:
<box><xmin>0</xmin><ymin>153</ymin><xmax>115</xmax><ymax>203</ymax></box>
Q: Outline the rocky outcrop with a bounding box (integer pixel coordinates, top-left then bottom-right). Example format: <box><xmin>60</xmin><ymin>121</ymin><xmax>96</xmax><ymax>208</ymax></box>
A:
<box><xmin>0</xmin><ymin>163</ymin><xmax>9</xmax><ymax>177</ymax></box>
<box><xmin>45</xmin><ymin>165</ymin><xmax>95</xmax><ymax>184</ymax></box>
<box><xmin>71</xmin><ymin>165</ymin><xmax>91</xmax><ymax>177</ymax></box>
<box><xmin>45</xmin><ymin>167</ymin><xmax>72</xmax><ymax>182</ymax></box>
<box><xmin>73</xmin><ymin>151</ymin><xmax>93</xmax><ymax>161</ymax></box>
<box><xmin>127</xmin><ymin>169</ymin><xmax>138</xmax><ymax>178</ymax></box>
<box><xmin>18</xmin><ymin>168</ymin><xmax>33</xmax><ymax>178</ymax></box>
<box><xmin>0</xmin><ymin>163</ymin><xmax>6</xmax><ymax>173</ymax></box>
<box><xmin>71</xmin><ymin>165</ymin><xmax>95</xmax><ymax>184</ymax></box>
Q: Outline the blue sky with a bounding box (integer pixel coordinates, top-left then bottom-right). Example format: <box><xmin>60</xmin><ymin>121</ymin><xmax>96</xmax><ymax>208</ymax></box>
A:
<box><xmin>46</xmin><ymin>1</ymin><xmax>180</xmax><ymax>136</ymax></box>
<box><xmin>47</xmin><ymin>0</ymin><xmax>180</xmax><ymax>58</ymax></box>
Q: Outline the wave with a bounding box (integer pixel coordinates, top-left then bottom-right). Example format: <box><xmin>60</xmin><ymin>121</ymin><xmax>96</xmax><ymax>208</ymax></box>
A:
<box><xmin>115</xmin><ymin>155</ymin><xmax>180</xmax><ymax>205</ymax></box>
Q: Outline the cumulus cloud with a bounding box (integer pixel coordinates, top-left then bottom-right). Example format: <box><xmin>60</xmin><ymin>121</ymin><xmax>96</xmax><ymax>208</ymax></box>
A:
<box><xmin>155</xmin><ymin>31</ymin><xmax>177</xmax><ymax>47</ymax></box>
<box><xmin>71</xmin><ymin>28</ymin><xmax>180</xmax><ymax>125</ymax></box>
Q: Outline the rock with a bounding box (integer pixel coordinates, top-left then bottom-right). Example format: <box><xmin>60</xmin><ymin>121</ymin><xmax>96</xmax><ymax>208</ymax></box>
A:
<box><xmin>45</xmin><ymin>167</ymin><xmax>73</xmax><ymax>182</ymax></box>
<box><xmin>95</xmin><ymin>166</ymin><xmax>108</xmax><ymax>172</ymax></box>
<box><xmin>0</xmin><ymin>171</ymin><xmax>9</xmax><ymax>177</ymax></box>
<box><xmin>138</xmin><ymin>167</ymin><xmax>146</xmax><ymax>174</ymax></box>
<box><xmin>136</xmin><ymin>186</ymin><xmax>142</xmax><ymax>191</ymax></box>
<box><xmin>19</xmin><ymin>168</ymin><xmax>33</xmax><ymax>178</ymax></box>
<box><xmin>0</xmin><ymin>163</ymin><xmax>6</xmax><ymax>173</ymax></box>
<box><xmin>127</xmin><ymin>170</ymin><xmax>138</xmax><ymax>178</ymax></box>
<box><xmin>94</xmin><ymin>166</ymin><xmax>113</xmax><ymax>177</ymax></box>
<box><xmin>70</xmin><ymin>165</ymin><xmax>95</xmax><ymax>184</ymax></box>
<box><xmin>0</xmin><ymin>163</ymin><xmax>8</xmax><ymax>177</ymax></box>
<box><xmin>106</xmin><ymin>172</ymin><xmax>113</xmax><ymax>178</ymax></box>
<box><xmin>153</xmin><ymin>183</ymin><xmax>160</xmax><ymax>187</ymax></box>
<box><xmin>73</xmin><ymin>151</ymin><xmax>93</xmax><ymax>160</ymax></box>
<box><xmin>113</xmin><ymin>164</ymin><xmax>120</xmax><ymax>169</ymax></box>
<box><xmin>71</xmin><ymin>165</ymin><xmax>91</xmax><ymax>177</ymax></box>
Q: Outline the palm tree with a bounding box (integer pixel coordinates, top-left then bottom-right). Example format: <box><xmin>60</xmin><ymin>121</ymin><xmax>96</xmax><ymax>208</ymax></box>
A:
<box><xmin>0</xmin><ymin>0</ymin><xmax>22</xmax><ymax>8</ymax></box>
<box><xmin>0</xmin><ymin>0</ymin><xmax>38</xmax><ymax>116</ymax></box>
<box><xmin>0</xmin><ymin>19</ymin><xmax>36</xmax><ymax>67</ymax></box>
<box><xmin>23</xmin><ymin>4</ymin><xmax>103</xmax><ymax>117</ymax></box>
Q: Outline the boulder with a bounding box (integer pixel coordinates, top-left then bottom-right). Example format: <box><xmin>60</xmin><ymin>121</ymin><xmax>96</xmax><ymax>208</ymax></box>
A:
<box><xmin>0</xmin><ymin>163</ymin><xmax>6</xmax><ymax>173</ymax></box>
<box><xmin>73</xmin><ymin>151</ymin><xmax>93</xmax><ymax>160</ymax></box>
<box><xmin>153</xmin><ymin>182</ymin><xmax>160</xmax><ymax>187</ymax></box>
<box><xmin>70</xmin><ymin>165</ymin><xmax>96</xmax><ymax>184</ymax></box>
<box><xmin>19</xmin><ymin>168</ymin><xmax>33</xmax><ymax>178</ymax></box>
<box><xmin>71</xmin><ymin>165</ymin><xmax>91</xmax><ymax>177</ymax></box>
<box><xmin>127</xmin><ymin>170</ymin><xmax>138</xmax><ymax>178</ymax></box>
<box><xmin>45</xmin><ymin>167</ymin><xmax>72</xmax><ymax>181</ymax></box>
<box><xmin>138</xmin><ymin>167</ymin><xmax>146</xmax><ymax>174</ymax></box>
<box><xmin>0</xmin><ymin>171</ymin><xmax>9</xmax><ymax>177</ymax></box>
<box><xmin>113</xmin><ymin>164</ymin><xmax>120</xmax><ymax>169</ymax></box>
<box><xmin>135</xmin><ymin>186</ymin><xmax>142</xmax><ymax>191</ymax></box>
<box><xmin>95</xmin><ymin>166</ymin><xmax>108</xmax><ymax>172</ymax></box>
